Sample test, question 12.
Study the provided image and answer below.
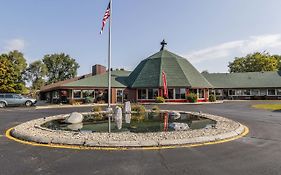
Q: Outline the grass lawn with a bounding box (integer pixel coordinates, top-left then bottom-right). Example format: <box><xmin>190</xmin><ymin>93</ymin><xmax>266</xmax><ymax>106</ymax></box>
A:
<box><xmin>252</xmin><ymin>104</ymin><xmax>281</xmax><ymax>110</ymax></box>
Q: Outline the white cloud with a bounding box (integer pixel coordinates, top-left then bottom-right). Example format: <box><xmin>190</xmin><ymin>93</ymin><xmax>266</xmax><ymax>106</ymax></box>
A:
<box><xmin>185</xmin><ymin>34</ymin><xmax>281</xmax><ymax>63</ymax></box>
<box><xmin>4</xmin><ymin>38</ymin><xmax>25</xmax><ymax>52</ymax></box>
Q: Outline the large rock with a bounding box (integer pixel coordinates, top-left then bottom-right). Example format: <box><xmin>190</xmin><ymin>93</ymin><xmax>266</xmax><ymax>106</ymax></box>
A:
<box><xmin>124</xmin><ymin>101</ymin><xmax>131</xmax><ymax>124</ymax></box>
<box><xmin>65</xmin><ymin>112</ymin><xmax>84</xmax><ymax>124</ymax></box>
<box><xmin>169</xmin><ymin>122</ymin><xmax>189</xmax><ymax>131</ymax></box>
<box><xmin>114</xmin><ymin>107</ymin><xmax>122</xmax><ymax>130</ymax></box>
<box><xmin>124</xmin><ymin>101</ymin><xmax>131</xmax><ymax>113</ymax></box>
<box><xmin>125</xmin><ymin>114</ymin><xmax>131</xmax><ymax>124</ymax></box>
<box><xmin>67</xmin><ymin>123</ymin><xmax>83</xmax><ymax>130</ymax></box>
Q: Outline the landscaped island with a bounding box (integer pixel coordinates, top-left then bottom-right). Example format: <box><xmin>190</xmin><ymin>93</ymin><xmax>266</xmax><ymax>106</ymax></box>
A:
<box><xmin>9</xmin><ymin>107</ymin><xmax>247</xmax><ymax>149</ymax></box>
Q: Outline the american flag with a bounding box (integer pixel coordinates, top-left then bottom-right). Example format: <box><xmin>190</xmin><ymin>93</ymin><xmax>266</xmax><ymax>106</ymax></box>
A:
<box><xmin>100</xmin><ymin>2</ymin><xmax>111</xmax><ymax>34</ymax></box>
<box><xmin>162</xmin><ymin>71</ymin><xmax>168</xmax><ymax>98</ymax></box>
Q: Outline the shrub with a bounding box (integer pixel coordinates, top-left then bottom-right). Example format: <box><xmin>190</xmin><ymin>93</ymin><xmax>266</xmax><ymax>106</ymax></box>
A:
<box><xmin>85</xmin><ymin>96</ymin><xmax>94</xmax><ymax>103</ymax></box>
<box><xmin>209</xmin><ymin>94</ymin><xmax>216</xmax><ymax>102</ymax></box>
<box><xmin>155</xmin><ymin>96</ymin><xmax>165</xmax><ymax>103</ymax></box>
<box><xmin>92</xmin><ymin>106</ymin><xmax>102</xmax><ymax>112</ymax></box>
<box><xmin>69</xmin><ymin>99</ymin><xmax>82</xmax><ymax>105</ymax></box>
<box><xmin>151</xmin><ymin>105</ymin><xmax>160</xmax><ymax>112</ymax></box>
<box><xmin>116</xmin><ymin>104</ymin><xmax>124</xmax><ymax>109</ymax></box>
<box><xmin>186</xmin><ymin>93</ymin><xmax>198</xmax><ymax>103</ymax></box>
<box><xmin>131</xmin><ymin>104</ymin><xmax>146</xmax><ymax>113</ymax></box>
<box><xmin>97</xmin><ymin>100</ymin><xmax>105</xmax><ymax>104</ymax></box>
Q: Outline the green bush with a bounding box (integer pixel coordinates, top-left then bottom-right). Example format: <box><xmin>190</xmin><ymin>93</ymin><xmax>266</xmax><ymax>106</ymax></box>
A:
<box><xmin>186</xmin><ymin>93</ymin><xmax>198</xmax><ymax>103</ymax></box>
<box><xmin>209</xmin><ymin>94</ymin><xmax>216</xmax><ymax>102</ymax></box>
<box><xmin>155</xmin><ymin>96</ymin><xmax>165</xmax><ymax>103</ymax></box>
<box><xmin>131</xmin><ymin>104</ymin><xmax>146</xmax><ymax>113</ymax></box>
<box><xmin>85</xmin><ymin>96</ymin><xmax>94</xmax><ymax>103</ymax></box>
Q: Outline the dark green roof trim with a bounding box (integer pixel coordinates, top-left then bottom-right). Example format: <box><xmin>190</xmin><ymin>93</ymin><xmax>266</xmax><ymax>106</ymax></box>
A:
<box><xmin>127</xmin><ymin>49</ymin><xmax>213</xmax><ymax>88</ymax></box>
<box><xmin>203</xmin><ymin>71</ymin><xmax>281</xmax><ymax>88</ymax></box>
<box><xmin>63</xmin><ymin>70</ymin><xmax>131</xmax><ymax>88</ymax></box>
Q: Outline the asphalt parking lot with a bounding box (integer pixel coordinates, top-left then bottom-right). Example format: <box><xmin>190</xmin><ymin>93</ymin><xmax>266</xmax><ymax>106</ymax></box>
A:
<box><xmin>1</xmin><ymin>101</ymin><xmax>281</xmax><ymax>175</ymax></box>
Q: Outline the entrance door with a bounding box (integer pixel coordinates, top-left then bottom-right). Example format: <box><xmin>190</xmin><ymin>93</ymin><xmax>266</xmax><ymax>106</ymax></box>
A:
<box><xmin>116</xmin><ymin>89</ymin><xmax>124</xmax><ymax>103</ymax></box>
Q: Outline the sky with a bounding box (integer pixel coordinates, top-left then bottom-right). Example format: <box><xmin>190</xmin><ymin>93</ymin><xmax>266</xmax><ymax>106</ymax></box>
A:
<box><xmin>1</xmin><ymin>0</ymin><xmax>281</xmax><ymax>75</ymax></box>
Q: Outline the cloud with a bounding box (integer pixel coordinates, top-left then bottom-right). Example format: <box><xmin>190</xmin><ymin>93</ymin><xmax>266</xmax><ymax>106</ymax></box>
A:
<box><xmin>4</xmin><ymin>38</ymin><xmax>25</xmax><ymax>52</ymax></box>
<box><xmin>185</xmin><ymin>34</ymin><xmax>281</xmax><ymax>63</ymax></box>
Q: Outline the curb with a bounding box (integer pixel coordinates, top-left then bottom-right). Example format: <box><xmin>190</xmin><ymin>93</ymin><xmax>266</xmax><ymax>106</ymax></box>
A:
<box><xmin>5</xmin><ymin>125</ymin><xmax>249</xmax><ymax>151</ymax></box>
<box><xmin>5</xmin><ymin>110</ymin><xmax>249</xmax><ymax>150</ymax></box>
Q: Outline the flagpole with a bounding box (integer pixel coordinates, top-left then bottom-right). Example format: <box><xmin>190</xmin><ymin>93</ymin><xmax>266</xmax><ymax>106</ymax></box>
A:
<box><xmin>107</xmin><ymin>0</ymin><xmax>112</xmax><ymax>133</ymax></box>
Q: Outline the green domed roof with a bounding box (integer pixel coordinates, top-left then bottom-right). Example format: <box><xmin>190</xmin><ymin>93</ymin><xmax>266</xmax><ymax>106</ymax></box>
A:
<box><xmin>127</xmin><ymin>49</ymin><xmax>212</xmax><ymax>88</ymax></box>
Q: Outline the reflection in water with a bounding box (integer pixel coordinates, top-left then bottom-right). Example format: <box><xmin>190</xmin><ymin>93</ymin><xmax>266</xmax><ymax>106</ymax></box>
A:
<box><xmin>42</xmin><ymin>112</ymin><xmax>216</xmax><ymax>133</ymax></box>
<box><xmin>67</xmin><ymin>123</ymin><xmax>83</xmax><ymax>130</ymax></box>
<box><xmin>163</xmin><ymin>113</ymin><xmax>168</xmax><ymax>131</ymax></box>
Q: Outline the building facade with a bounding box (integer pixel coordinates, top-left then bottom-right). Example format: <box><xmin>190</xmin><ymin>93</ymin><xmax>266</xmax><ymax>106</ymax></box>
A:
<box><xmin>40</xmin><ymin>45</ymin><xmax>281</xmax><ymax>103</ymax></box>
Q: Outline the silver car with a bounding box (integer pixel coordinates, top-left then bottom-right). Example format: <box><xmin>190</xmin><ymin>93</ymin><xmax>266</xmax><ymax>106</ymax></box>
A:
<box><xmin>0</xmin><ymin>93</ymin><xmax>37</xmax><ymax>108</ymax></box>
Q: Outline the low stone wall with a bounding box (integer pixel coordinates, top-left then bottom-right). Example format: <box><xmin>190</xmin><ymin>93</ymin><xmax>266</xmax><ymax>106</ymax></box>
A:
<box><xmin>11</xmin><ymin>111</ymin><xmax>246</xmax><ymax>147</ymax></box>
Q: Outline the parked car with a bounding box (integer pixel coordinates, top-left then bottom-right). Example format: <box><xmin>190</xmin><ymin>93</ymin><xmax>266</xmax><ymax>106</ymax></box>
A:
<box><xmin>0</xmin><ymin>93</ymin><xmax>37</xmax><ymax>108</ymax></box>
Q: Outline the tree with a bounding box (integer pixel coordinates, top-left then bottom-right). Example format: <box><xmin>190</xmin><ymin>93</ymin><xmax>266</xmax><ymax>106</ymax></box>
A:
<box><xmin>201</xmin><ymin>70</ymin><xmax>209</xmax><ymax>74</ymax></box>
<box><xmin>272</xmin><ymin>55</ymin><xmax>281</xmax><ymax>70</ymax></box>
<box><xmin>228</xmin><ymin>52</ymin><xmax>280</xmax><ymax>73</ymax></box>
<box><xmin>42</xmin><ymin>53</ymin><xmax>79</xmax><ymax>84</ymax></box>
<box><xmin>25</xmin><ymin>60</ymin><xmax>47</xmax><ymax>90</ymax></box>
<box><xmin>0</xmin><ymin>50</ymin><xmax>28</xmax><ymax>93</ymax></box>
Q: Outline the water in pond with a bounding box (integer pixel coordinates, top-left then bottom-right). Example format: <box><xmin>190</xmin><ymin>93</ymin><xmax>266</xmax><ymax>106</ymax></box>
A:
<box><xmin>41</xmin><ymin>112</ymin><xmax>216</xmax><ymax>133</ymax></box>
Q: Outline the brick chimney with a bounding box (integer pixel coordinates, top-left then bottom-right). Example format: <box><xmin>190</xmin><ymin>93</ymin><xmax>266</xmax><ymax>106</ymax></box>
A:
<box><xmin>92</xmin><ymin>64</ymin><xmax>106</xmax><ymax>76</ymax></box>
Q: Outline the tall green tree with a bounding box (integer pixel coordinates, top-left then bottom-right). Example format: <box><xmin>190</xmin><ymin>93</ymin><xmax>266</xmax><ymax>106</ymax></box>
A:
<box><xmin>26</xmin><ymin>60</ymin><xmax>47</xmax><ymax>90</ymax></box>
<box><xmin>42</xmin><ymin>53</ymin><xmax>79</xmax><ymax>84</ymax></box>
<box><xmin>228</xmin><ymin>52</ymin><xmax>280</xmax><ymax>73</ymax></box>
<box><xmin>0</xmin><ymin>50</ymin><xmax>28</xmax><ymax>93</ymax></box>
<box><xmin>272</xmin><ymin>55</ymin><xmax>281</xmax><ymax>70</ymax></box>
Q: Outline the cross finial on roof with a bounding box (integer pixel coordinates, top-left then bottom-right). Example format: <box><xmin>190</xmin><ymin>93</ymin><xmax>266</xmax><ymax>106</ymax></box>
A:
<box><xmin>160</xmin><ymin>39</ymin><xmax>167</xmax><ymax>51</ymax></box>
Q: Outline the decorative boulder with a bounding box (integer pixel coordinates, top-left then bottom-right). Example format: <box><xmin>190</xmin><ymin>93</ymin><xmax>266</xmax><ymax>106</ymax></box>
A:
<box><xmin>125</xmin><ymin>114</ymin><xmax>131</xmax><ymax>124</ymax></box>
<box><xmin>114</xmin><ymin>106</ymin><xmax>122</xmax><ymax>130</ymax></box>
<box><xmin>169</xmin><ymin>111</ymin><xmax>181</xmax><ymax>120</ymax></box>
<box><xmin>169</xmin><ymin>122</ymin><xmax>189</xmax><ymax>131</ymax></box>
<box><xmin>124</xmin><ymin>101</ymin><xmax>131</xmax><ymax>113</ymax></box>
<box><xmin>67</xmin><ymin>123</ymin><xmax>83</xmax><ymax>130</ymax></box>
<box><xmin>124</xmin><ymin>101</ymin><xmax>131</xmax><ymax>123</ymax></box>
<box><xmin>65</xmin><ymin>112</ymin><xmax>84</xmax><ymax>124</ymax></box>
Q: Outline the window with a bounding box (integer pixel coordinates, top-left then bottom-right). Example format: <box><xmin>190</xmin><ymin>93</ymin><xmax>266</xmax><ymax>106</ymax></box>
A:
<box><xmin>73</xmin><ymin>90</ymin><xmax>82</xmax><ymax>98</ymax></box>
<box><xmin>82</xmin><ymin>90</ymin><xmax>94</xmax><ymax>98</ymax></box>
<box><xmin>13</xmin><ymin>94</ymin><xmax>22</xmax><ymax>99</ymax></box>
<box><xmin>198</xmin><ymin>89</ymin><xmax>204</xmax><ymax>98</ymax></box>
<box><xmin>228</xmin><ymin>90</ymin><xmax>235</xmax><ymax>96</ymax></box>
<box><xmin>175</xmin><ymin>88</ymin><xmax>185</xmax><ymax>99</ymax></box>
<box><xmin>268</xmin><ymin>89</ymin><xmax>276</xmax><ymax>96</ymax></box>
<box><xmin>260</xmin><ymin>89</ymin><xmax>267</xmax><ymax>96</ymax></box>
<box><xmin>138</xmin><ymin>89</ymin><xmax>146</xmax><ymax>99</ymax></box>
<box><xmin>168</xmin><ymin>89</ymin><xmax>174</xmax><ymax>99</ymax></box>
<box><xmin>209</xmin><ymin>89</ymin><xmax>215</xmax><ymax>95</ymax></box>
<box><xmin>242</xmin><ymin>89</ymin><xmax>251</xmax><ymax>96</ymax></box>
<box><xmin>277</xmin><ymin>89</ymin><xmax>281</xmax><ymax>96</ymax></box>
<box><xmin>5</xmin><ymin>94</ymin><xmax>13</xmax><ymax>98</ymax></box>
<box><xmin>190</xmin><ymin>89</ymin><xmax>198</xmax><ymax>94</ymax></box>
<box><xmin>251</xmin><ymin>89</ymin><xmax>260</xmax><ymax>96</ymax></box>
<box><xmin>53</xmin><ymin>91</ymin><xmax>59</xmax><ymax>98</ymax></box>
<box><xmin>116</xmin><ymin>89</ymin><xmax>123</xmax><ymax>103</ymax></box>
<box><xmin>215</xmin><ymin>89</ymin><xmax>223</xmax><ymax>96</ymax></box>
<box><xmin>235</xmin><ymin>90</ymin><xmax>242</xmax><ymax>96</ymax></box>
<box><xmin>148</xmin><ymin>89</ymin><xmax>158</xmax><ymax>99</ymax></box>
<box><xmin>0</xmin><ymin>94</ymin><xmax>4</xmax><ymax>98</ymax></box>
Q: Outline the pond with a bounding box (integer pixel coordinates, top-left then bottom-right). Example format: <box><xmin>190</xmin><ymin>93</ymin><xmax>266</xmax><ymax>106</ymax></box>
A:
<box><xmin>41</xmin><ymin>112</ymin><xmax>216</xmax><ymax>133</ymax></box>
